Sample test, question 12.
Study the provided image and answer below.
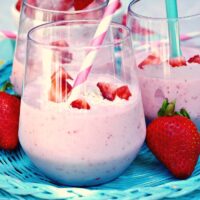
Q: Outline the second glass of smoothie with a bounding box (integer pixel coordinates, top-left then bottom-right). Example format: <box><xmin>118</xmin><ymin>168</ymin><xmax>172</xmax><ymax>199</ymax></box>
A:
<box><xmin>11</xmin><ymin>0</ymin><xmax>108</xmax><ymax>95</ymax></box>
<box><xmin>127</xmin><ymin>0</ymin><xmax>200</xmax><ymax>129</ymax></box>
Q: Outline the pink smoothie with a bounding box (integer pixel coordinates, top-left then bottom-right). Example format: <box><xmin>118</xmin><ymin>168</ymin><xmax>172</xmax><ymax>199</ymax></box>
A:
<box><xmin>19</xmin><ymin>74</ymin><xmax>146</xmax><ymax>186</ymax></box>
<box><xmin>137</xmin><ymin>47</ymin><xmax>200</xmax><ymax>129</ymax></box>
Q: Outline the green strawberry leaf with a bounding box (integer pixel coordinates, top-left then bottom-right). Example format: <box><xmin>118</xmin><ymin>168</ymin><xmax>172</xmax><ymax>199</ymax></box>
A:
<box><xmin>180</xmin><ymin>108</ymin><xmax>191</xmax><ymax>119</ymax></box>
<box><xmin>0</xmin><ymin>81</ymin><xmax>14</xmax><ymax>92</ymax></box>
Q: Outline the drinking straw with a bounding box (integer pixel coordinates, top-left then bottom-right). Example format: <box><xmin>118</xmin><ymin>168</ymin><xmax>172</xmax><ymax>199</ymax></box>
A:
<box><xmin>165</xmin><ymin>0</ymin><xmax>182</xmax><ymax>58</ymax></box>
<box><xmin>136</xmin><ymin>31</ymin><xmax>200</xmax><ymax>51</ymax></box>
<box><xmin>180</xmin><ymin>32</ymin><xmax>200</xmax><ymax>41</ymax></box>
<box><xmin>0</xmin><ymin>31</ymin><xmax>16</xmax><ymax>40</ymax></box>
<box><xmin>114</xmin><ymin>45</ymin><xmax>122</xmax><ymax>76</ymax></box>
<box><xmin>68</xmin><ymin>0</ymin><xmax>119</xmax><ymax>102</ymax></box>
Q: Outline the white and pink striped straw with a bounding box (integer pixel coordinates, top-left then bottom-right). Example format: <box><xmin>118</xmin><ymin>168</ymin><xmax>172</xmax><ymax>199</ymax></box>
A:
<box><xmin>68</xmin><ymin>0</ymin><xmax>119</xmax><ymax>102</ymax></box>
<box><xmin>180</xmin><ymin>31</ymin><xmax>200</xmax><ymax>41</ymax></box>
<box><xmin>0</xmin><ymin>30</ymin><xmax>16</xmax><ymax>40</ymax></box>
<box><xmin>136</xmin><ymin>31</ymin><xmax>200</xmax><ymax>51</ymax></box>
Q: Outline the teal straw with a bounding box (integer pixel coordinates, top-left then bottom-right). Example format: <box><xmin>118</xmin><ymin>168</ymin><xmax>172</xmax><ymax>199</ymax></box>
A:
<box><xmin>165</xmin><ymin>0</ymin><xmax>182</xmax><ymax>58</ymax></box>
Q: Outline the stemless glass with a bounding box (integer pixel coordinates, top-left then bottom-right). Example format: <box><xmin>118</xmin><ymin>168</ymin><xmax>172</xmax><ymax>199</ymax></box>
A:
<box><xmin>11</xmin><ymin>0</ymin><xmax>108</xmax><ymax>95</ymax></box>
<box><xmin>19</xmin><ymin>20</ymin><xmax>146</xmax><ymax>186</ymax></box>
<box><xmin>127</xmin><ymin>0</ymin><xmax>200</xmax><ymax>128</ymax></box>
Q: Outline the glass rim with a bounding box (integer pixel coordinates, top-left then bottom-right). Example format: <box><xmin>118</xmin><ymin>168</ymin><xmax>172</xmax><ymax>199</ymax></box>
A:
<box><xmin>128</xmin><ymin>0</ymin><xmax>200</xmax><ymax>21</ymax></box>
<box><xmin>28</xmin><ymin>20</ymin><xmax>132</xmax><ymax>49</ymax></box>
<box><xmin>23</xmin><ymin>0</ymin><xmax>109</xmax><ymax>15</ymax></box>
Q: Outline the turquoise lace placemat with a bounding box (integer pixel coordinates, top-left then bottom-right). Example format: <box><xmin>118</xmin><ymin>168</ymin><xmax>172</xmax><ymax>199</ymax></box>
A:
<box><xmin>0</xmin><ymin>145</ymin><xmax>199</xmax><ymax>199</ymax></box>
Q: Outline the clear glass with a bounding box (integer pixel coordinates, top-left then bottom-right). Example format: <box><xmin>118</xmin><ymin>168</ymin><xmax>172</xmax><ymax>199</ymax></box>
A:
<box><xmin>19</xmin><ymin>20</ymin><xmax>146</xmax><ymax>186</ymax></box>
<box><xmin>11</xmin><ymin>0</ymin><xmax>108</xmax><ymax>95</ymax></box>
<box><xmin>127</xmin><ymin>0</ymin><xmax>200</xmax><ymax>129</ymax></box>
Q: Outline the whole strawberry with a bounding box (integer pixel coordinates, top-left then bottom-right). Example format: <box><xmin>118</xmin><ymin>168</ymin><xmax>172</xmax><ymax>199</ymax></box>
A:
<box><xmin>147</xmin><ymin>99</ymin><xmax>200</xmax><ymax>179</ymax></box>
<box><xmin>0</xmin><ymin>82</ymin><xmax>20</xmax><ymax>150</ymax></box>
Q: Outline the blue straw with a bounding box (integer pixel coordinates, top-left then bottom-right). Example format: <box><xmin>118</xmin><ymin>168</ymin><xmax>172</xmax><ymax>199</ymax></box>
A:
<box><xmin>165</xmin><ymin>0</ymin><xmax>182</xmax><ymax>58</ymax></box>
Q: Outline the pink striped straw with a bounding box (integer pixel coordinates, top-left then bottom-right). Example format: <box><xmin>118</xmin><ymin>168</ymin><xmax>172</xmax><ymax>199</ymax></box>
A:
<box><xmin>67</xmin><ymin>0</ymin><xmax>119</xmax><ymax>103</ymax></box>
<box><xmin>0</xmin><ymin>30</ymin><xmax>16</xmax><ymax>40</ymax></box>
<box><xmin>136</xmin><ymin>31</ymin><xmax>200</xmax><ymax>51</ymax></box>
<box><xmin>72</xmin><ymin>0</ymin><xmax>119</xmax><ymax>90</ymax></box>
<box><xmin>180</xmin><ymin>31</ymin><xmax>200</xmax><ymax>41</ymax></box>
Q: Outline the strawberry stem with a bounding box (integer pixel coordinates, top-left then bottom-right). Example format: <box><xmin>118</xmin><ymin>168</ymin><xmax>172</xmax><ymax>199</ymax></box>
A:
<box><xmin>165</xmin><ymin>101</ymin><xmax>175</xmax><ymax>116</ymax></box>
<box><xmin>158</xmin><ymin>99</ymin><xmax>175</xmax><ymax>116</ymax></box>
<box><xmin>158</xmin><ymin>99</ymin><xmax>169</xmax><ymax>117</ymax></box>
<box><xmin>158</xmin><ymin>98</ymin><xmax>191</xmax><ymax>119</ymax></box>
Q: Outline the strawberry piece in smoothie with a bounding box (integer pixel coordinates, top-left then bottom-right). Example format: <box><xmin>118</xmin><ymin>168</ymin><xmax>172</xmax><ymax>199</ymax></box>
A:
<box><xmin>188</xmin><ymin>55</ymin><xmax>200</xmax><ymax>64</ymax></box>
<box><xmin>74</xmin><ymin>0</ymin><xmax>94</xmax><ymax>10</ymax></box>
<box><xmin>71</xmin><ymin>98</ymin><xmax>91</xmax><ymax>110</ymax></box>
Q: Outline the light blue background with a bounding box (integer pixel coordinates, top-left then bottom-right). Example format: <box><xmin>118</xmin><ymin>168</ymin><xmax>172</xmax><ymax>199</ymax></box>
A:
<box><xmin>0</xmin><ymin>0</ymin><xmax>17</xmax><ymax>31</ymax></box>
